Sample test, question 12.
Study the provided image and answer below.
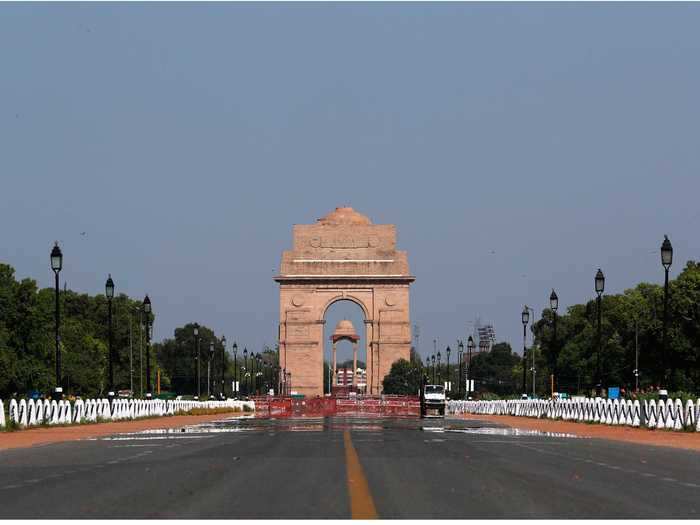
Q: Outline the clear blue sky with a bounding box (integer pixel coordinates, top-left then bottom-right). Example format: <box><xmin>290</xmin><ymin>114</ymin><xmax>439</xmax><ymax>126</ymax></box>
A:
<box><xmin>2</xmin><ymin>3</ymin><xmax>699</xmax><ymax>361</ymax></box>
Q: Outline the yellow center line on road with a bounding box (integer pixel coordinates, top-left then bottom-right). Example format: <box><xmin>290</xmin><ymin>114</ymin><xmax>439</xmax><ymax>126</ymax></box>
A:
<box><xmin>343</xmin><ymin>430</ymin><xmax>378</xmax><ymax>519</ymax></box>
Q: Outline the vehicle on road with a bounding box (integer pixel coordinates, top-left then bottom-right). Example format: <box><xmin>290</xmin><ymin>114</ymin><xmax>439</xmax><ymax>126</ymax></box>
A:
<box><xmin>421</xmin><ymin>384</ymin><xmax>446</xmax><ymax>418</ymax></box>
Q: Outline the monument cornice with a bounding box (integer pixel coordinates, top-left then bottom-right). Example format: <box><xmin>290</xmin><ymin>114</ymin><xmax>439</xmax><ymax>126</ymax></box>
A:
<box><xmin>275</xmin><ymin>275</ymin><xmax>415</xmax><ymax>284</ymax></box>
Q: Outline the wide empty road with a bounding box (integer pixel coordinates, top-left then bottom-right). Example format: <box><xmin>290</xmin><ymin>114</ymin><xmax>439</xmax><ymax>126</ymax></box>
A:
<box><xmin>1</xmin><ymin>415</ymin><xmax>699</xmax><ymax>518</ymax></box>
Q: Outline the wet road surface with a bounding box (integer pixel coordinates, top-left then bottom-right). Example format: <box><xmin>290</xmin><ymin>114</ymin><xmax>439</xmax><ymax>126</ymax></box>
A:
<box><xmin>1</xmin><ymin>414</ymin><xmax>699</xmax><ymax>518</ymax></box>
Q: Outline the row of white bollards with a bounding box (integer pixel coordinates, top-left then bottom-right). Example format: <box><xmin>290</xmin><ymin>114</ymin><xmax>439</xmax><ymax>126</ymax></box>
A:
<box><xmin>447</xmin><ymin>397</ymin><xmax>700</xmax><ymax>432</ymax></box>
<box><xmin>0</xmin><ymin>398</ymin><xmax>254</xmax><ymax>429</ymax></box>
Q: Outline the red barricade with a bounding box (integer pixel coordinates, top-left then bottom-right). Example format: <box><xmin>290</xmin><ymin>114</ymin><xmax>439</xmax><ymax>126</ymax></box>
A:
<box><xmin>248</xmin><ymin>395</ymin><xmax>419</xmax><ymax>418</ymax></box>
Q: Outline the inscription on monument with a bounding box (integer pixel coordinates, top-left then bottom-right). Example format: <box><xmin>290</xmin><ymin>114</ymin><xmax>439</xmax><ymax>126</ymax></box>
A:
<box><xmin>309</xmin><ymin>236</ymin><xmax>379</xmax><ymax>249</ymax></box>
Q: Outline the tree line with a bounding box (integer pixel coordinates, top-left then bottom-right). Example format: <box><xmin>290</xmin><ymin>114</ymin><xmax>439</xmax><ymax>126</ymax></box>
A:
<box><xmin>382</xmin><ymin>260</ymin><xmax>700</xmax><ymax>398</ymax></box>
<box><xmin>0</xmin><ymin>261</ymin><xmax>280</xmax><ymax>399</ymax></box>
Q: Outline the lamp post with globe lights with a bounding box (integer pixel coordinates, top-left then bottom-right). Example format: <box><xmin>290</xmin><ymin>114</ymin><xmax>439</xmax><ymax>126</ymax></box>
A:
<box><xmin>105</xmin><ymin>275</ymin><xmax>115</xmax><ymax>401</ymax></box>
<box><xmin>661</xmin><ymin>235</ymin><xmax>673</xmax><ymax>388</ymax></box>
<box><xmin>220</xmin><ymin>335</ymin><xmax>226</xmax><ymax>399</ymax></box>
<box><xmin>436</xmin><ymin>351</ymin><xmax>441</xmax><ymax>386</ymax></box>
<box><xmin>595</xmin><ymin>269</ymin><xmax>605</xmax><ymax>396</ymax></box>
<box><xmin>457</xmin><ymin>341</ymin><xmax>464</xmax><ymax>398</ymax></box>
<box><xmin>550</xmin><ymin>289</ymin><xmax>558</xmax><ymax>393</ymax></box>
<box><xmin>143</xmin><ymin>295</ymin><xmax>152</xmax><ymax>398</ymax></box>
<box><xmin>50</xmin><ymin>242</ymin><xmax>63</xmax><ymax>400</ymax></box>
<box><xmin>243</xmin><ymin>347</ymin><xmax>248</xmax><ymax>396</ymax></box>
<box><xmin>232</xmin><ymin>342</ymin><xmax>238</xmax><ymax>398</ymax></box>
<box><xmin>446</xmin><ymin>346</ymin><xmax>451</xmax><ymax>394</ymax></box>
<box><xmin>207</xmin><ymin>341</ymin><xmax>214</xmax><ymax>398</ymax></box>
<box><xmin>193</xmin><ymin>324</ymin><xmax>200</xmax><ymax>399</ymax></box>
<box><xmin>467</xmin><ymin>336</ymin><xmax>475</xmax><ymax>396</ymax></box>
<box><xmin>521</xmin><ymin>306</ymin><xmax>530</xmax><ymax>396</ymax></box>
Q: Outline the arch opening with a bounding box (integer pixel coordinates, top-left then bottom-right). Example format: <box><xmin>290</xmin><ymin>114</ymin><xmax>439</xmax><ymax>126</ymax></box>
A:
<box><xmin>324</xmin><ymin>300</ymin><xmax>367</xmax><ymax>395</ymax></box>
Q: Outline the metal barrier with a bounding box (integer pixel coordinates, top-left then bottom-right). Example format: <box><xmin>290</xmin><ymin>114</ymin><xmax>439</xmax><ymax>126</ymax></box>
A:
<box><xmin>248</xmin><ymin>395</ymin><xmax>420</xmax><ymax>417</ymax></box>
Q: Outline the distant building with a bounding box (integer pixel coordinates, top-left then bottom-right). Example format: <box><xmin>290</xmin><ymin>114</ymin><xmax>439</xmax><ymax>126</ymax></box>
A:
<box><xmin>336</xmin><ymin>367</ymin><xmax>367</xmax><ymax>391</ymax></box>
<box><xmin>476</xmin><ymin>322</ymin><xmax>496</xmax><ymax>352</ymax></box>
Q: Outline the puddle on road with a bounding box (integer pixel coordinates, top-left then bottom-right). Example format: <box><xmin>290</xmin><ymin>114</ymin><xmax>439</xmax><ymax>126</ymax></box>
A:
<box><xmin>422</xmin><ymin>426</ymin><xmax>581</xmax><ymax>439</ymax></box>
<box><xmin>100</xmin><ymin>414</ymin><xmax>581</xmax><ymax>441</ymax></box>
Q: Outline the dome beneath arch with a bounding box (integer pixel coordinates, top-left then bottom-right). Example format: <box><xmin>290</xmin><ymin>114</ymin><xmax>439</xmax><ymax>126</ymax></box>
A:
<box><xmin>331</xmin><ymin>319</ymin><xmax>360</xmax><ymax>342</ymax></box>
<box><xmin>317</xmin><ymin>207</ymin><xmax>372</xmax><ymax>225</ymax></box>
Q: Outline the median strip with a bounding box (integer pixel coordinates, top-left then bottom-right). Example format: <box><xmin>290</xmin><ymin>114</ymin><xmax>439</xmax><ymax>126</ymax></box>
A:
<box><xmin>343</xmin><ymin>430</ymin><xmax>378</xmax><ymax>519</ymax></box>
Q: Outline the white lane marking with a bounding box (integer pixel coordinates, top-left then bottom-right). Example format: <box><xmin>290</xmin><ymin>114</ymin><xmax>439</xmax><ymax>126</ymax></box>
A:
<box><xmin>1</xmin><ymin>485</ymin><xmax>21</xmax><ymax>490</ymax></box>
<box><xmin>24</xmin><ymin>479</ymin><xmax>41</xmax><ymax>484</ymax></box>
<box><xmin>111</xmin><ymin>444</ymin><xmax>159</xmax><ymax>448</ymax></box>
<box><xmin>681</xmin><ymin>482</ymin><xmax>700</xmax><ymax>488</ymax></box>
<box><xmin>513</xmin><ymin>443</ymin><xmax>695</xmax><ymax>488</ymax></box>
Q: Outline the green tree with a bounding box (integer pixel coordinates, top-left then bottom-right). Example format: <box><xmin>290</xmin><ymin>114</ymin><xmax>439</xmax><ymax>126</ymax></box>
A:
<box><xmin>382</xmin><ymin>358</ymin><xmax>422</xmax><ymax>395</ymax></box>
<box><xmin>469</xmin><ymin>342</ymin><xmax>522</xmax><ymax>397</ymax></box>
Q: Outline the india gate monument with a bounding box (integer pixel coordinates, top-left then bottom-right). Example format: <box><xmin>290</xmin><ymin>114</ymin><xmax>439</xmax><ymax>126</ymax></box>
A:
<box><xmin>275</xmin><ymin>207</ymin><xmax>415</xmax><ymax>397</ymax></box>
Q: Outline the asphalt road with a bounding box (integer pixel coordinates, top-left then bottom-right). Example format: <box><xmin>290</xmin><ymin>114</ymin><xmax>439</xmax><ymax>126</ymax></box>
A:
<box><xmin>1</xmin><ymin>415</ymin><xmax>699</xmax><ymax>518</ymax></box>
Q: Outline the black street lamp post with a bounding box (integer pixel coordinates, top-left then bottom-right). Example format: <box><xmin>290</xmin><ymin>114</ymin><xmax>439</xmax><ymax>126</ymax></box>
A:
<box><xmin>253</xmin><ymin>354</ymin><xmax>257</xmax><ymax>395</ymax></box>
<box><xmin>437</xmin><ymin>351</ymin><xmax>441</xmax><ymax>385</ymax></box>
<box><xmin>243</xmin><ymin>347</ymin><xmax>248</xmax><ymax>396</ymax></box>
<box><xmin>550</xmin><ymin>289</ymin><xmax>558</xmax><ymax>393</ymax></box>
<box><xmin>232</xmin><ymin>342</ymin><xmax>238</xmax><ymax>398</ymax></box>
<box><xmin>143</xmin><ymin>295</ymin><xmax>152</xmax><ymax>398</ymax></box>
<box><xmin>50</xmin><ymin>242</ymin><xmax>63</xmax><ymax>400</ymax></box>
<box><xmin>193</xmin><ymin>324</ymin><xmax>200</xmax><ymax>399</ymax></box>
<box><xmin>431</xmin><ymin>354</ymin><xmax>436</xmax><ymax>384</ymax></box>
<box><xmin>467</xmin><ymin>336</ymin><xmax>475</xmax><ymax>396</ymax></box>
<box><xmin>457</xmin><ymin>340</ymin><xmax>464</xmax><ymax>398</ymax></box>
<box><xmin>661</xmin><ymin>235</ymin><xmax>673</xmax><ymax>388</ymax></box>
<box><xmin>105</xmin><ymin>275</ymin><xmax>115</xmax><ymax>401</ymax></box>
<box><xmin>220</xmin><ymin>335</ymin><xmax>226</xmax><ymax>399</ymax></box>
<box><xmin>521</xmin><ymin>306</ymin><xmax>530</xmax><ymax>396</ymax></box>
<box><xmin>257</xmin><ymin>354</ymin><xmax>263</xmax><ymax>394</ymax></box>
<box><xmin>595</xmin><ymin>269</ymin><xmax>605</xmax><ymax>396</ymax></box>
<box><xmin>446</xmin><ymin>346</ymin><xmax>451</xmax><ymax>394</ymax></box>
<box><xmin>208</xmin><ymin>341</ymin><xmax>214</xmax><ymax>398</ymax></box>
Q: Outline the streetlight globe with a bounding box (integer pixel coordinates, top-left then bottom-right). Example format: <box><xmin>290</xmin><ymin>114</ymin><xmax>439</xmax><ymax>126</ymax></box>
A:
<box><xmin>105</xmin><ymin>274</ymin><xmax>115</xmax><ymax>299</ymax></box>
<box><xmin>193</xmin><ymin>323</ymin><xmax>199</xmax><ymax>336</ymax></box>
<box><xmin>550</xmin><ymin>289</ymin><xmax>558</xmax><ymax>311</ymax></box>
<box><xmin>143</xmin><ymin>294</ymin><xmax>151</xmax><ymax>314</ymax></box>
<box><xmin>661</xmin><ymin>235</ymin><xmax>673</xmax><ymax>269</ymax></box>
<box><xmin>595</xmin><ymin>269</ymin><xmax>605</xmax><ymax>296</ymax></box>
<box><xmin>446</xmin><ymin>346</ymin><xmax>451</xmax><ymax>358</ymax></box>
<box><xmin>467</xmin><ymin>336</ymin><xmax>475</xmax><ymax>352</ymax></box>
<box><xmin>458</xmin><ymin>340</ymin><xmax>464</xmax><ymax>352</ymax></box>
<box><xmin>233</xmin><ymin>342</ymin><xmax>238</xmax><ymax>352</ymax></box>
<box><xmin>521</xmin><ymin>306</ymin><xmax>530</xmax><ymax>325</ymax></box>
<box><xmin>50</xmin><ymin>242</ymin><xmax>63</xmax><ymax>272</ymax></box>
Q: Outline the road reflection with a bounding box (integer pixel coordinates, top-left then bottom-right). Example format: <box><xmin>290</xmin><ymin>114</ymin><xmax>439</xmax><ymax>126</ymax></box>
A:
<box><xmin>101</xmin><ymin>414</ymin><xmax>582</xmax><ymax>440</ymax></box>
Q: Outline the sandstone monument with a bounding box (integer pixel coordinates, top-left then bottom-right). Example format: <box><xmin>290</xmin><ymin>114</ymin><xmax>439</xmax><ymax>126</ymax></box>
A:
<box><xmin>275</xmin><ymin>207</ymin><xmax>415</xmax><ymax>397</ymax></box>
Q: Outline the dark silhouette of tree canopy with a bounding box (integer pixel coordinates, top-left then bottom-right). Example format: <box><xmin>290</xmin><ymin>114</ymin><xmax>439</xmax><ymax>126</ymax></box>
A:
<box><xmin>382</xmin><ymin>358</ymin><xmax>422</xmax><ymax>395</ymax></box>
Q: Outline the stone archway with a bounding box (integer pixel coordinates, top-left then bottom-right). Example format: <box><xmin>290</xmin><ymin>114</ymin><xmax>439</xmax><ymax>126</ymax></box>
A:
<box><xmin>275</xmin><ymin>207</ymin><xmax>415</xmax><ymax>397</ymax></box>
